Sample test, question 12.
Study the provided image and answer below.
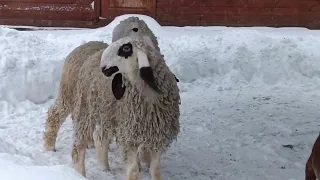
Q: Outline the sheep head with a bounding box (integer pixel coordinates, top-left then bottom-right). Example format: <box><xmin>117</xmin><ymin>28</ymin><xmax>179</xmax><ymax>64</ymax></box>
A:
<box><xmin>100</xmin><ymin>37</ymin><xmax>160</xmax><ymax>100</ymax></box>
<box><xmin>112</xmin><ymin>16</ymin><xmax>158</xmax><ymax>51</ymax></box>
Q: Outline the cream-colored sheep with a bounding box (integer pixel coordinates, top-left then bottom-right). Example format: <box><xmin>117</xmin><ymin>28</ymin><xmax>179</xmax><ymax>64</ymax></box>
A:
<box><xmin>43</xmin><ymin>36</ymin><xmax>180</xmax><ymax>180</ymax></box>
<box><xmin>43</xmin><ymin>17</ymin><xmax>177</xmax><ymax>153</ymax></box>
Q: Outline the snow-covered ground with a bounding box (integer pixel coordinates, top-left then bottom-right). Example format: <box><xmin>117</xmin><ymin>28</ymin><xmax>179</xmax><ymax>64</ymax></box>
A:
<box><xmin>0</xmin><ymin>14</ymin><xmax>319</xmax><ymax>180</ymax></box>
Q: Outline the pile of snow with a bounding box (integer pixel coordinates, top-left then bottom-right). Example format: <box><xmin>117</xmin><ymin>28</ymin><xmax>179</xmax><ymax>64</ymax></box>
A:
<box><xmin>1</xmin><ymin>14</ymin><xmax>320</xmax><ymax>105</ymax></box>
<box><xmin>0</xmin><ymin>14</ymin><xmax>319</xmax><ymax>180</ymax></box>
<box><xmin>0</xmin><ymin>159</ymin><xmax>86</xmax><ymax>180</ymax></box>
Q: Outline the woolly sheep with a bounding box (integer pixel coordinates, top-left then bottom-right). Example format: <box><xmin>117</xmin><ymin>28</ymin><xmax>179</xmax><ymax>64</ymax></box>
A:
<box><xmin>43</xmin><ymin>17</ymin><xmax>180</xmax><ymax>154</ymax></box>
<box><xmin>44</xmin><ymin>36</ymin><xmax>181</xmax><ymax>180</ymax></box>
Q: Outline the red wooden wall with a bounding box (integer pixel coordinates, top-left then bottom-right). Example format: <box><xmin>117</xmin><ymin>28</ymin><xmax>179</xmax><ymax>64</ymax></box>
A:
<box><xmin>155</xmin><ymin>0</ymin><xmax>320</xmax><ymax>28</ymax></box>
<box><xmin>1</xmin><ymin>0</ymin><xmax>320</xmax><ymax>29</ymax></box>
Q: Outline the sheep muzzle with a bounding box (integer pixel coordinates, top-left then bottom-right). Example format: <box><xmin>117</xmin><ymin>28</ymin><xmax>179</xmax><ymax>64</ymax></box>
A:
<box><xmin>101</xmin><ymin>66</ymin><xmax>119</xmax><ymax>77</ymax></box>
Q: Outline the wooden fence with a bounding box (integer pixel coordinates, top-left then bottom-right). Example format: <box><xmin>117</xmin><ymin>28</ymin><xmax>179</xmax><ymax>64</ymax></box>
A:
<box><xmin>1</xmin><ymin>0</ymin><xmax>320</xmax><ymax>29</ymax></box>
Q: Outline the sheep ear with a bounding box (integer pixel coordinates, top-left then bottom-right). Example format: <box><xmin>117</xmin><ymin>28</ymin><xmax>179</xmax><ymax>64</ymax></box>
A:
<box><xmin>112</xmin><ymin>73</ymin><xmax>126</xmax><ymax>100</ymax></box>
<box><xmin>173</xmin><ymin>74</ymin><xmax>179</xmax><ymax>82</ymax></box>
<box><xmin>137</xmin><ymin>50</ymin><xmax>160</xmax><ymax>93</ymax></box>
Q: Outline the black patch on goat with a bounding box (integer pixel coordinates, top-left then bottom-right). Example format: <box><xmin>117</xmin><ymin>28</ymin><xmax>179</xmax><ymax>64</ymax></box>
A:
<box><xmin>132</xmin><ymin>28</ymin><xmax>138</xmax><ymax>32</ymax></box>
<box><xmin>101</xmin><ymin>66</ymin><xmax>119</xmax><ymax>77</ymax></box>
<box><xmin>112</xmin><ymin>73</ymin><xmax>126</xmax><ymax>100</ymax></box>
<box><xmin>140</xmin><ymin>67</ymin><xmax>161</xmax><ymax>93</ymax></box>
<box><xmin>118</xmin><ymin>43</ymin><xmax>133</xmax><ymax>59</ymax></box>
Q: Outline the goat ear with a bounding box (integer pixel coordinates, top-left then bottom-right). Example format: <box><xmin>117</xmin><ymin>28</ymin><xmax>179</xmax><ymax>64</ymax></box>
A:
<box><xmin>112</xmin><ymin>73</ymin><xmax>126</xmax><ymax>100</ymax></box>
<box><xmin>137</xmin><ymin>50</ymin><xmax>160</xmax><ymax>93</ymax></box>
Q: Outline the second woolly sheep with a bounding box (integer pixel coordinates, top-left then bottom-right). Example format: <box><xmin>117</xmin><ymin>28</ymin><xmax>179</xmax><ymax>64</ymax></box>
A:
<box><xmin>112</xmin><ymin>16</ymin><xmax>161</xmax><ymax>52</ymax></box>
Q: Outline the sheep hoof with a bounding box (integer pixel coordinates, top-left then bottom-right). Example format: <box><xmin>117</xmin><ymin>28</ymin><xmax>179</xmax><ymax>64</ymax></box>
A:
<box><xmin>102</xmin><ymin>167</ymin><xmax>110</xmax><ymax>172</ymax></box>
<box><xmin>44</xmin><ymin>144</ymin><xmax>56</xmax><ymax>152</ymax></box>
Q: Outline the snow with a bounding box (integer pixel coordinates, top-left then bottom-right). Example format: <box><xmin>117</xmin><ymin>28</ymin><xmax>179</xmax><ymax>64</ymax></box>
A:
<box><xmin>0</xmin><ymin>14</ymin><xmax>319</xmax><ymax>180</ymax></box>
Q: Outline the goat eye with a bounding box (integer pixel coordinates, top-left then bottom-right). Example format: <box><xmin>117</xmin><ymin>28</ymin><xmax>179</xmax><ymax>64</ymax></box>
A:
<box><xmin>118</xmin><ymin>43</ymin><xmax>133</xmax><ymax>59</ymax></box>
<box><xmin>132</xmin><ymin>28</ymin><xmax>138</xmax><ymax>32</ymax></box>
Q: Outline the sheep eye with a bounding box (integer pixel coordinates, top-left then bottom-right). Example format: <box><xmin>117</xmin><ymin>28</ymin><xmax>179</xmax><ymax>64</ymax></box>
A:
<box><xmin>122</xmin><ymin>45</ymin><xmax>131</xmax><ymax>52</ymax></box>
<box><xmin>132</xmin><ymin>28</ymin><xmax>138</xmax><ymax>32</ymax></box>
<box><xmin>118</xmin><ymin>43</ymin><xmax>133</xmax><ymax>59</ymax></box>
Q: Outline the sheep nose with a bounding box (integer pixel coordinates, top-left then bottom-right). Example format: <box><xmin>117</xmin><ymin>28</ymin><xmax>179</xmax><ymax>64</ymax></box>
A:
<box><xmin>101</xmin><ymin>66</ymin><xmax>119</xmax><ymax>77</ymax></box>
<box><xmin>132</xmin><ymin>28</ymin><xmax>138</xmax><ymax>32</ymax></box>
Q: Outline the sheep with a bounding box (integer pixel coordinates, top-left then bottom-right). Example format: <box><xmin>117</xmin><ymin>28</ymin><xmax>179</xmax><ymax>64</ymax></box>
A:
<box><xmin>43</xmin><ymin>17</ymin><xmax>180</xmax><ymax>154</ymax></box>
<box><xmin>44</xmin><ymin>36</ymin><xmax>180</xmax><ymax>179</ymax></box>
<box><xmin>99</xmin><ymin>35</ymin><xmax>181</xmax><ymax>180</ymax></box>
<box><xmin>305</xmin><ymin>133</ymin><xmax>320</xmax><ymax>180</ymax></box>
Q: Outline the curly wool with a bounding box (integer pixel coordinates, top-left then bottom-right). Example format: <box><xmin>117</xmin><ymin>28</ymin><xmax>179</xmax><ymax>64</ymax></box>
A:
<box><xmin>112</xmin><ymin>16</ymin><xmax>161</xmax><ymax>52</ymax></box>
<box><xmin>114</xmin><ymin>40</ymin><xmax>181</xmax><ymax>154</ymax></box>
<box><xmin>63</xmin><ymin>41</ymin><xmax>117</xmax><ymax>143</ymax></box>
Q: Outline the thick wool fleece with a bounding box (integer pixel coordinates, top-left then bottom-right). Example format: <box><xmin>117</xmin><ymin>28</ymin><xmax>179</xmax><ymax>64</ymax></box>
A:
<box><xmin>112</xmin><ymin>16</ymin><xmax>161</xmax><ymax>52</ymax></box>
<box><xmin>114</xmin><ymin>40</ymin><xmax>181</xmax><ymax>155</ymax></box>
<box><xmin>43</xmin><ymin>41</ymin><xmax>109</xmax><ymax>149</ymax></box>
<box><xmin>61</xmin><ymin>41</ymin><xmax>117</xmax><ymax>143</ymax></box>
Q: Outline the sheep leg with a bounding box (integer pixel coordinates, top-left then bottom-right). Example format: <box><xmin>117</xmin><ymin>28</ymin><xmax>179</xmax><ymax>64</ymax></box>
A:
<box><xmin>150</xmin><ymin>151</ymin><xmax>161</xmax><ymax>180</ymax></box>
<box><xmin>140</xmin><ymin>149</ymin><xmax>151</xmax><ymax>168</ymax></box>
<box><xmin>43</xmin><ymin>97</ymin><xmax>69</xmax><ymax>151</ymax></box>
<box><xmin>124</xmin><ymin>148</ymin><xmax>140</xmax><ymax>180</ymax></box>
<box><xmin>94</xmin><ymin>127</ymin><xmax>110</xmax><ymax>172</ymax></box>
<box><xmin>72</xmin><ymin>139</ymin><xmax>88</xmax><ymax>177</ymax></box>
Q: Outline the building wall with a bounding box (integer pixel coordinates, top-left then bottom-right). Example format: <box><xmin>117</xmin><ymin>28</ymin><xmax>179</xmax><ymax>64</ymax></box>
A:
<box><xmin>1</xmin><ymin>0</ymin><xmax>320</xmax><ymax>29</ymax></box>
<box><xmin>0</xmin><ymin>0</ymin><xmax>96</xmax><ymax>28</ymax></box>
<box><xmin>156</xmin><ymin>0</ymin><xmax>320</xmax><ymax>29</ymax></box>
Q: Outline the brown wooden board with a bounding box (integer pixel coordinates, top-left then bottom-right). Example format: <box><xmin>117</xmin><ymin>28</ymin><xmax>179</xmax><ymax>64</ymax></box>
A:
<box><xmin>0</xmin><ymin>18</ymin><xmax>97</xmax><ymax>28</ymax></box>
<box><xmin>0</xmin><ymin>3</ymin><xmax>93</xmax><ymax>12</ymax></box>
<box><xmin>101</xmin><ymin>0</ymin><xmax>156</xmax><ymax>20</ymax></box>
<box><xmin>0</xmin><ymin>0</ymin><xmax>76</xmax><ymax>3</ymax></box>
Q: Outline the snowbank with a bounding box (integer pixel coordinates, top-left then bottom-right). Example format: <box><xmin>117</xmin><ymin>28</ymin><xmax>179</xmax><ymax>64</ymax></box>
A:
<box><xmin>1</xmin><ymin>17</ymin><xmax>320</xmax><ymax>105</ymax></box>
<box><xmin>0</xmin><ymin>137</ymin><xmax>86</xmax><ymax>180</ymax></box>
<box><xmin>0</xmin><ymin>159</ymin><xmax>86</xmax><ymax>180</ymax></box>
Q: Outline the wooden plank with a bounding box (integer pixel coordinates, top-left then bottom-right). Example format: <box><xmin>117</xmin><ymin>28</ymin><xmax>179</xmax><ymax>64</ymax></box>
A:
<box><xmin>157</xmin><ymin>6</ymin><xmax>300</xmax><ymax>16</ymax></box>
<box><xmin>0</xmin><ymin>0</ymin><xmax>76</xmax><ymax>3</ymax></box>
<box><xmin>94</xmin><ymin>0</ymin><xmax>101</xmax><ymax>20</ymax></box>
<box><xmin>0</xmin><ymin>10</ymin><xmax>94</xmax><ymax>20</ymax></box>
<box><xmin>0</xmin><ymin>18</ymin><xmax>97</xmax><ymax>28</ymax></box>
<box><xmin>0</xmin><ymin>3</ymin><xmax>93</xmax><ymax>12</ymax></box>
